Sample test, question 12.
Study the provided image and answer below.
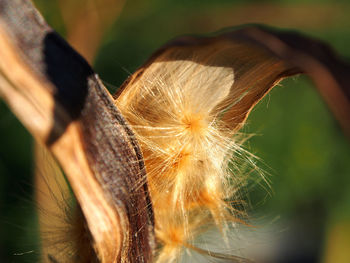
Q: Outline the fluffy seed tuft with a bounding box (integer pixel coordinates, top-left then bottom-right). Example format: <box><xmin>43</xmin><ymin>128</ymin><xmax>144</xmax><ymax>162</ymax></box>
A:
<box><xmin>116</xmin><ymin>59</ymin><xmax>256</xmax><ymax>262</ymax></box>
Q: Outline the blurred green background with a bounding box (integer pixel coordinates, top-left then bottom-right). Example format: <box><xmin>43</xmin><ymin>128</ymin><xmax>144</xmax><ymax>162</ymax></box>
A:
<box><xmin>0</xmin><ymin>0</ymin><xmax>349</xmax><ymax>262</ymax></box>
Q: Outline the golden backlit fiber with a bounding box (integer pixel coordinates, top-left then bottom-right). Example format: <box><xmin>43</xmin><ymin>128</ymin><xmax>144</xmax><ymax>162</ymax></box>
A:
<box><xmin>116</xmin><ymin>58</ymin><xmax>257</xmax><ymax>261</ymax></box>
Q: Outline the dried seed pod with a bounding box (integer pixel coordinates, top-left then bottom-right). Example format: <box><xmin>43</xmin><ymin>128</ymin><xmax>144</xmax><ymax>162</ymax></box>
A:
<box><xmin>0</xmin><ymin>0</ymin><xmax>154</xmax><ymax>262</ymax></box>
<box><xmin>0</xmin><ymin>0</ymin><xmax>349</xmax><ymax>262</ymax></box>
<box><xmin>115</xmin><ymin>25</ymin><xmax>350</xmax><ymax>262</ymax></box>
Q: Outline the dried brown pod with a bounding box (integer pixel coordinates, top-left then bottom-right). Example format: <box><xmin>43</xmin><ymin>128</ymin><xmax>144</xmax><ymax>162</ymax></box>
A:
<box><xmin>115</xmin><ymin>24</ymin><xmax>350</xmax><ymax>262</ymax></box>
<box><xmin>0</xmin><ymin>0</ymin><xmax>349</xmax><ymax>262</ymax></box>
<box><xmin>0</xmin><ymin>0</ymin><xmax>154</xmax><ymax>262</ymax></box>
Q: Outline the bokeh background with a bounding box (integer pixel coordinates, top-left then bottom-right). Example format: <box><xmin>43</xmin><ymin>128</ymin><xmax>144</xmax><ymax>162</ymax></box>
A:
<box><xmin>0</xmin><ymin>0</ymin><xmax>349</xmax><ymax>262</ymax></box>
